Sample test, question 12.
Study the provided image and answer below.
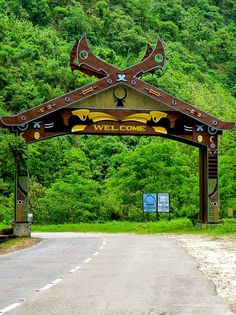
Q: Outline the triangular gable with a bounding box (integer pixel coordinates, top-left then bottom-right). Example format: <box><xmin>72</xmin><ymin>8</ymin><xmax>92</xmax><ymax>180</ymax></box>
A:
<box><xmin>65</xmin><ymin>84</ymin><xmax>175</xmax><ymax>111</ymax></box>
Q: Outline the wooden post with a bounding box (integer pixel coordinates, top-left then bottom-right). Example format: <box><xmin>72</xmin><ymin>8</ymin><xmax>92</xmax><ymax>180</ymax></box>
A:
<box><xmin>199</xmin><ymin>136</ymin><xmax>219</xmax><ymax>224</ymax></box>
<box><xmin>14</xmin><ymin>146</ymin><xmax>30</xmax><ymax>236</ymax></box>
<box><xmin>199</xmin><ymin>146</ymin><xmax>208</xmax><ymax>223</ymax></box>
<box><xmin>207</xmin><ymin>136</ymin><xmax>219</xmax><ymax>223</ymax></box>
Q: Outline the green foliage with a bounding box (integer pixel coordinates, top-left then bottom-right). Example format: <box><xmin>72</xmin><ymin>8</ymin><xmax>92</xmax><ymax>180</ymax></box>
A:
<box><xmin>0</xmin><ymin>0</ymin><xmax>235</xmax><ymax>224</ymax></box>
<box><xmin>30</xmin><ymin>218</ymin><xmax>236</xmax><ymax>236</ymax></box>
<box><xmin>37</xmin><ymin>177</ymin><xmax>99</xmax><ymax>224</ymax></box>
<box><xmin>101</xmin><ymin>139</ymin><xmax>199</xmax><ymax>221</ymax></box>
<box><xmin>0</xmin><ymin>129</ymin><xmax>28</xmax><ymax>223</ymax></box>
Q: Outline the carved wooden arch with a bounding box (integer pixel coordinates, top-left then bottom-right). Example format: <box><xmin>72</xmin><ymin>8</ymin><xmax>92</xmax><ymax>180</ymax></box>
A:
<box><xmin>0</xmin><ymin>35</ymin><xmax>235</xmax><ymax>231</ymax></box>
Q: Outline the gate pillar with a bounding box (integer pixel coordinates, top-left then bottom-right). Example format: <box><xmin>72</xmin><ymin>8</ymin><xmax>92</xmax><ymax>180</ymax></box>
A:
<box><xmin>199</xmin><ymin>138</ymin><xmax>219</xmax><ymax>224</ymax></box>
<box><xmin>207</xmin><ymin>136</ymin><xmax>219</xmax><ymax>223</ymax></box>
<box><xmin>13</xmin><ymin>147</ymin><xmax>31</xmax><ymax>236</ymax></box>
<box><xmin>199</xmin><ymin>146</ymin><xmax>208</xmax><ymax>223</ymax></box>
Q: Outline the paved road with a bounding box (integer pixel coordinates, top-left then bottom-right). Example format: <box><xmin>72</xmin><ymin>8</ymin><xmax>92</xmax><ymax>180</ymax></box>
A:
<box><xmin>0</xmin><ymin>233</ymin><xmax>233</xmax><ymax>315</ymax></box>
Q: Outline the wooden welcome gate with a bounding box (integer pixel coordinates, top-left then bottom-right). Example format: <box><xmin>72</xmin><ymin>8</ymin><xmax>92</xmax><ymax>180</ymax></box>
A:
<box><xmin>0</xmin><ymin>35</ymin><xmax>234</xmax><ymax>235</ymax></box>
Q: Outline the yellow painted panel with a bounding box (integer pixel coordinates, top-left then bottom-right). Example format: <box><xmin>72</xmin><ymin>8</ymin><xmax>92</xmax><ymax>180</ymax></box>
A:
<box><xmin>67</xmin><ymin>85</ymin><xmax>175</xmax><ymax>111</ymax></box>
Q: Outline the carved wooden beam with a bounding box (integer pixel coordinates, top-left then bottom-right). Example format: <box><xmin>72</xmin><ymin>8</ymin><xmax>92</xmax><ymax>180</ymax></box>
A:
<box><xmin>1</xmin><ymin>35</ymin><xmax>235</xmax><ymax>133</ymax></box>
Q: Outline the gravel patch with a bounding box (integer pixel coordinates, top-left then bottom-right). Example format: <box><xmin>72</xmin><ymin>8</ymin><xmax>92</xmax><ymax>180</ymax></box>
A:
<box><xmin>171</xmin><ymin>234</ymin><xmax>236</xmax><ymax>314</ymax></box>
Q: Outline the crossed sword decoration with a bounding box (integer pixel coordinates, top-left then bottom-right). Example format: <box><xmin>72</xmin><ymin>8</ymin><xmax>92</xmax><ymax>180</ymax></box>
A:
<box><xmin>70</xmin><ymin>34</ymin><xmax>165</xmax><ymax>80</ymax></box>
<box><xmin>1</xmin><ymin>34</ymin><xmax>229</xmax><ymax>131</ymax></box>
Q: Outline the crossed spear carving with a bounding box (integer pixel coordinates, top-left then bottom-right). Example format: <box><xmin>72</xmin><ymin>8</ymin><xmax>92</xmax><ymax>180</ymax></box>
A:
<box><xmin>2</xmin><ymin>34</ymin><xmax>233</xmax><ymax>131</ymax></box>
<box><xmin>70</xmin><ymin>34</ymin><xmax>165</xmax><ymax>81</ymax></box>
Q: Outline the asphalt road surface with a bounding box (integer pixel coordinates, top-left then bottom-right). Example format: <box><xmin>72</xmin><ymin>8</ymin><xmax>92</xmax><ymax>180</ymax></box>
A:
<box><xmin>0</xmin><ymin>232</ymin><xmax>233</xmax><ymax>315</ymax></box>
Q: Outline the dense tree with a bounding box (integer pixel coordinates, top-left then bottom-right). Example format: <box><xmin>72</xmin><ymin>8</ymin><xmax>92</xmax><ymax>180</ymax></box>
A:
<box><xmin>100</xmin><ymin>139</ymin><xmax>199</xmax><ymax>221</ymax></box>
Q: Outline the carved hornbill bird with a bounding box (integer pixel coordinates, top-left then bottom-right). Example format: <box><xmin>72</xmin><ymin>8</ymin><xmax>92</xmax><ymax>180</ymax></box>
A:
<box><xmin>71</xmin><ymin>109</ymin><xmax>117</xmax><ymax>132</ymax></box>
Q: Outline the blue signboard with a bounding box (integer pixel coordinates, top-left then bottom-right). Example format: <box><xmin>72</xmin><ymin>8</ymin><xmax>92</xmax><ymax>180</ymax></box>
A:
<box><xmin>143</xmin><ymin>193</ymin><xmax>157</xmax><ymax>212</ymax></box>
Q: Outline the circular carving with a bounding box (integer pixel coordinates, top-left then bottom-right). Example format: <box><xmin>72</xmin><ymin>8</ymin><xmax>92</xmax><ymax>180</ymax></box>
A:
<box><xmin>113</xmin><ymin>86</ymin><xmax>127</xmax><ymax>107</ymax></box>
<box><xmin>34</xmin><ymin>132</ymin><xmax>41</xmax><ymax>140</ymax></box>
<box><xmin>208</xmin><ymin>126</ymin><xmax>217</xmax><ymax>135</ymax></box>
<box><xmin>213</xmin><ymin>120</ymin><xmax>218</xmax><ymax>126</ymax></box>
<box><xmin>79</xmin><ymin>50</ymin><xmax>88</xmax><ymax>60</ymax></box>
<box><xmin>131</xmin><ymin>80</ymin><xmax>136</xmax><ymax>86</ymax></box>
<box><xmin>197</xmin><ymin>135</ymin><xmax>203</xmax><ymax>143</ymax></box>
<box><xmin>171</xmin><ymin>100</ymin><xmax>177</xmax><ymax>106</ymax></box>
<box><xmin>155</xmin><ymin>53</ymin><xmax>163</xmax><ymax>63</ymax></box>
<box><xmin>210</xmin><ymin>143</ymin><xmax>216</xmax><ymax>149</ymax></box>
<box><xmin>18</xmin><ymin>123</ymin><xmax>28</xmax><ymax>131</ymax></box>
<box><xmin>107</xmin><ymin>79</ymin><xmax>112</xmax><ymax>84</ymax></box>
<box><xmin>113</xmin><ymin>86</ymin><xmax>127</xmax><ymax>99</ymax></box>
<box><xmin>20</xmin><ymin>115</ymin><xmax>27</xmax><ymax>121</ymax></box>
<box><xmin>65</xmin><ymin>96</ymin><xmax>70</xmax><ymax>102</ymax></box>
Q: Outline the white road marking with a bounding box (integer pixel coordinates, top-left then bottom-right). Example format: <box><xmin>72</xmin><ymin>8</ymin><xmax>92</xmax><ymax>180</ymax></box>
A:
<box><xmin>40</xmin><ymin>278</ymin><xmax>62</xmax><ymax>291</ymax></box>
<box><xmin>0</xmin><ymin>303</ymin><xmax>21</xmax><ymax>313</ymax></box>
<box><xmin>40</xmin><ymin>283</ymin><xmax>55</xmax><ymax>290</ymax></box>
<box><xmin>0</xmin><ymin>236</ymin><xmax>109</xmax><ymax>313</ymax></box>
<box><xmin>69</xmin><ymin>265</ymin><xmax>81</xmax><ymax>273</ymax></box>
<box><xmin>52</xmin><ymin>278</ymin><xmax>63</xmax><ymax>285</ymax></box>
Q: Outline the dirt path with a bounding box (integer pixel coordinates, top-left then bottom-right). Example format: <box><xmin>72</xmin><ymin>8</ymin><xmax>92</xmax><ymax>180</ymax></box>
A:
<box><xmin>172</xmin><ymin>234</ymin><xmax>236</xmax><ymax>314</ymax></box>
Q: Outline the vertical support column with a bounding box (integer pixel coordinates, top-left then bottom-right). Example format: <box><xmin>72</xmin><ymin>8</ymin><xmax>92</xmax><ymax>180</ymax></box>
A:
<box><xmin>13</xmin><ymin>145</ymin><xmax>31</xmax><ymax>236</ymax></box>
<box><xmin>207</xmin><ymin>136</ymin><xmax>219</xmax><ymax>223</ymax></box>
<box><xmin>199</xmin><ymin>146</ymin><xmax>208</xmax><ymax>223</ymax></box>
<box><xmin>199</xmin><ymin>136</ymin><xmax>219</xmax><ymax>224</ymax></box>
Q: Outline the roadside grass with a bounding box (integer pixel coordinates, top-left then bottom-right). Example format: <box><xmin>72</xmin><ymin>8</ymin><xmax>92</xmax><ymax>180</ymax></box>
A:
<box><xmin>0</xmin><ymin>237</ymin><xmax>41</xmax><ymax>254</ymax></box>
<box><xmin>1</xmin><ymin>218</ymin><xmax>236</xmax><ymax>236</ymax></box>
<box><xmin>0</xmin><ymin>223</ymin><xmax>10</xmax><ymax>230</ymax></box>
<box><xmin>28</xmin><ymin>218</ymin><xmax>236</xmax><ymax>236</ymax></box>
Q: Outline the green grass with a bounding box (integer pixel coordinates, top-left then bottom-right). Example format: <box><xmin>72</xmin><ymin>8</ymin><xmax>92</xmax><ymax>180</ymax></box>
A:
<box><xmin>30</xmin><ymin>218</ymin><xmax>236</xmax><ymax>236</ymax></box>
<box><xmin>1</xmin><ymin>218</ymin><xmax>236</xmax><ymax>236</ymax></box>
<box><xmin>0</xmin><ymin>223</ymin><xmax>12</xmax><ymax>231</ymax></box>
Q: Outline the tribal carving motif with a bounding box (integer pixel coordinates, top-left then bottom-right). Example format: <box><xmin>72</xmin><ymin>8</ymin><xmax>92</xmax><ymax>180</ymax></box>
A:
<box><xmin>0</xmin><ymin>35</ymin><xmax>234</xmax><ymax>132</ymax></box>
<box><xmin>71</xmin><ymin>109</ymin><xmax>168</xmax><ymax>134</ymax></box>
<box><xmin>16</xmin><ymin>175</ymin><xmax>28</xmax><ymax>223</ymax></box>
<box><xmin>70</xmin><ymin>34</ymin><xmax>165</xmax><ymax>78</ymax></box>
<box><xmin>208</xmin><ymin>136</ymin><xmax>219</xmax><ymax>222</ymax></box>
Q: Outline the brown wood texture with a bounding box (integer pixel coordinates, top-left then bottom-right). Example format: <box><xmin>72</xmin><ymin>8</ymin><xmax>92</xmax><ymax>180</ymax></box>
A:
<box><xmin>70</xmin><ymin>40</ymin><xmax>106</xmax><ymax>78</ymax></box>
<box><xmin>15</xmin><ymin>108</ymin><xmax>215</xmax><ymax>148</ymax></box>
<box><xmin>199</xmin><ymin>147</ymin><xmax>208</xmax><ymax>223</ymax></box>
<box><xmin>0</xmin><ymin>35</ymin><xmax>235</xmax><ymax>132</ymax></box>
